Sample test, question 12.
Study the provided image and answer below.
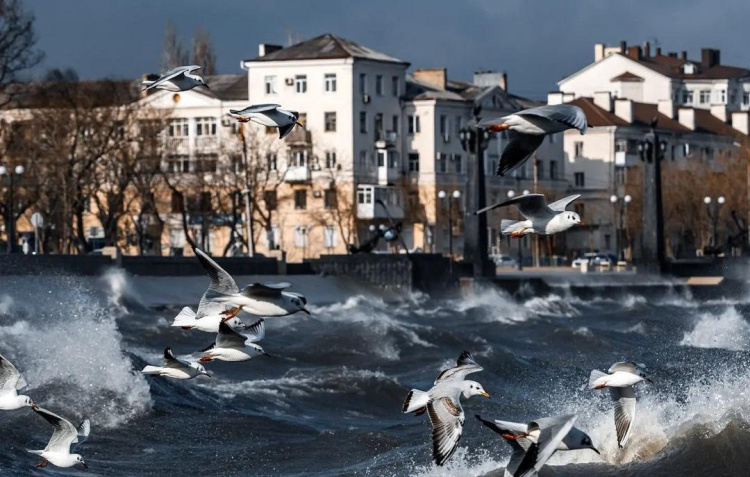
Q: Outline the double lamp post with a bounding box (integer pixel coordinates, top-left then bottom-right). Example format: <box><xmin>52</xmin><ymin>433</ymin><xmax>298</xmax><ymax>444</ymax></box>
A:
<box><xmin>0</xmin><ymin>164</ymin><xmax>24</xmax><ymax>254</ymax></box>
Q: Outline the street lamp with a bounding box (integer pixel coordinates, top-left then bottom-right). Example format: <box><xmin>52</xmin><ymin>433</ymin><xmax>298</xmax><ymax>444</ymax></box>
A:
<box><xmin>0</xmin><ymin>164</ymin><xmax>24</xmax><ymax>254</ymax></box>
<box><xmin>703</xmin><ymin>195</ymin><xmax>725</xmax><ymax>251</ymax></box>
<box><xmin>610</xmin><ymin>194</ymin><xmax>632</xmax><ymax>262</ymax></box>
<box><xmin>438</xmin><ymin>190</ymin><xmax>461</xmax><ymax>263</ymax></box>
<box><xmin>507</xmin><ymin>190</ymin><xmax>523</xmax><ymax>270</ymax></box>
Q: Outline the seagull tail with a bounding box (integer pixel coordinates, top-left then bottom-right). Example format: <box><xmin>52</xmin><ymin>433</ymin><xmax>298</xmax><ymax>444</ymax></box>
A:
<box><xmin>500</xmin><ymin>219</ymin><xmax>524</xmax><ymax>235</ymax></box>
<box><xmin>141</xmin><ymin>366</ymin><xmax>162</xmax><ymax>375</ymax></box>
<box><xmin>402</xmin><ymin>389</ymin><xmax>430</xmax><ymax>414</ymax></box>
<box><xmin>588</xmin><ymin>369</ymin><xmax>608</xmax><ymax>389</ymax></box>
<box><xmin>172</xmin><ymin>307</ymin><xmax>197</xmax><ymax>327</ymax></box>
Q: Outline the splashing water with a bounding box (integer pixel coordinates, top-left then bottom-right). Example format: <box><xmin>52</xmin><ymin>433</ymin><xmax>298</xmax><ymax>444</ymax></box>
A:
<box><xmin>680</xmin><ymin>306</ymin><xmax>750</xmax><ymax>351</ymax></box>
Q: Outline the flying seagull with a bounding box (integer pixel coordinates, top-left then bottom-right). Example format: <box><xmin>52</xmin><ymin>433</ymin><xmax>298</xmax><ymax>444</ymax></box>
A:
<box><xmin>402</xmin><ymin>351</ymin><xmax>490</xmax><ymax>466</ymax></box>
<box><xmin>228</xmin><ymin>104</ymin><xmax>304</xmax><ymax>139</ymax></box>
<box><xmin>476</xmin><ymin>104</ymin><xmax>587</xmax><ymax>176</ymax></box>
<box><xmin>141</xmin><ymin>65</ymin><xmax>208</xmax><ymax>92</ymax></box>
<box><xmin>193</xmin><ymin>247</ymin><xmax>309</xmax><ymax>320</ymax></box>
<box><xmin>476</xmin><ymin>414</ymin><xmax>599</xmax><ymax>477</ymax></box>
<box><xmin>589</xmin><ymin>361</ymin><xmax>653</xmax><ymax>448</ymax></box>
<box><xmin>199</xmin><ymin>320</ymin><xmax>267</xmax><ymax>363</ymax></box>
<box><xmin>28</xmin><ymin>407</ymin><xmax>89</xmax><ymax>470</ymax></box>
<box><xmin>0</xmin><ymin>352</ymin><xmax>37</xmax><ymax>411</ymax></box>
<box><xmin>475</xmin><ymin>193</ymin><xmax>582</xmax><ymax>237</ymax></box>
<box><xmin>142</xmin><ymin>347</ymin><xmax>210</xmax><ymax>380</ymax></box>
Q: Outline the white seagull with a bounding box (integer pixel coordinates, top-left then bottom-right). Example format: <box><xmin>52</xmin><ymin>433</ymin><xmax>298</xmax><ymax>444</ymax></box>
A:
<box><xmin>589</xmin><ymin>361</ymin><xmax>653</xmax><ymax>448</ymax></box>
<box><xmin>142</xmin><ymin>347</ymin><xmax>211</xmax><ymax>380</ymax></box>
<box><xmin>0</xmin><ymin>352</ymin><xmax>37</xmax><ymax>411</ymax></box>
<box><xmin>476</xmin><ymin>414</ymin><xmax>599</xmax><ymax>477</ymax></box>
<box><xmin>193</xmin><ymin>247</ymin><xmax>309</xmax><ymax>320</ymax></box>
<box><xmin>141</xmin><ymin>65</ymin><xmax>208</xmax><ymax>92</ymax></box>
<box><xmin>475</xmin><ymin>193</ymin><xmax>583</xmax><ymax>237</ymax></box>
<box><xmin>402</xmin><ymin>351</ymin><xmax>490</xmax><ymax>466</ymax></box>
<box><xmin>228</xmin><ymin>104</ymin><xmax>304</xmax><ymax>139</ymax></box>
<box><xmin>28</xmin><ymin>407</ymin><xmax>89</xmax><ymax>470</ymax></box>
<box><xmin>199</xmin><ymin>319</ymin><xmax>267</xmax><ymax>363</ymax></box>
<box><xmin>476</xmin><ymin>104</ymin><xmax>587</xmax><ymax>176</ymax></box>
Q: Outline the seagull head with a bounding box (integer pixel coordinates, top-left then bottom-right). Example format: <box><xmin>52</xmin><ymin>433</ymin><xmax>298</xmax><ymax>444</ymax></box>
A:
<box><xmin>288</xmin><ymin>295</ymin><xmax>310</xmax><ymax>315</ymax></box>
<box><xmin>199</xmin><ymin>76</ymin><xmax>209</xmax><ymax>89</ymax></box>
<box><xmin>22</xmin><ymin>395</ymin><xmax>38</xmax><ymax>409</ymax></box>
<box><xmin>75</xmin><ymin>455</ymin><xmax>88</xmax><ymax>469</ymax></box>
<box><xmin>563</xmin><ymin>211</ymin><xmax>583</xmax><ymax>227</ymax></box>
<box><xmin>463</xmin><ymin>381</ymin><xmax>490</xmax><ymax>399</ymax></box>
<box><xmin>563</xmin><ymin>427</ymin><xmax>600</xmax><ymax>454</ymax></box>
<box><xmin>194</xmin><ymin>362</ymin><xmax>211</xmax><ymax>378</ymax></box>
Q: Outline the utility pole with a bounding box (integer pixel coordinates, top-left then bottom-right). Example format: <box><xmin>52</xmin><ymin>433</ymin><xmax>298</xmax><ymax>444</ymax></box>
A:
<box><xmin>638</xmin><ymin>118</ymin><xmax>666</xmax><ymax>273</ymax></box>
<box><xmin>240</xmin><ymin>125</ymin><xmax>255</xmax><ymax>256</ymax></box>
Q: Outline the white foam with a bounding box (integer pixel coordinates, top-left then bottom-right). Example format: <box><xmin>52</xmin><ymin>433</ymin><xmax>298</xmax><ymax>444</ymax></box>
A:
<box><xmin>0</xmin><ymin>294</ymin><xmax>13</xmax><ymax>314</ymax></box>
<box><xmin>680</xmin><ymin>306</ymin><xmax>750</xmax><ymax>351</ymax></box>
<box><xmin>101</xmin><ymin>267</ymin><xmax>143</xmax><ymax>314</ymax></box>
<box><xmin>407</xmin><ymin>447</ymin><xmax>505</xmax><ymax>477</ymax></box>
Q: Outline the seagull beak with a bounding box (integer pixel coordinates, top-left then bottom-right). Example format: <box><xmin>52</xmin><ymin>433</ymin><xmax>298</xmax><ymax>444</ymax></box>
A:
<box><xmin>592</xmin><ymin>447</ymin><xmax>601</xmax><ymax>455</ymax></box>
<box><xmin>31</xmin><ymin>403</ymin><xmax>39</xmax><ymax>410</ymax></box>
<box><xmin>203</xmin><ymin>83</ymin><xmax>210</xmax><ymax>89</ymax></box>
<box><xmin>301</xmin><ymin>307</ymin><xmax>311</xmax><ymax>315</ymax></box>
<box><xmin>481</xmin><ymin>391</ymin><xmax>490</xmax><ymax>398</ymax></box>
<box><xmin>82</xmin><ymin>461</ymin><xmax>89</xmax><ymax>470</ymax></box>
<box><xmin>645</xmin><ymin>377</ymin><xmax>654</xmax><ymax>384</ymax></box>
<box><xmin>295</xmin><ymin>121</ymin><xmax>306</xmax><ymax>130</ymax></box>
<box><xmin>577</xmin><ymin>220</ymin><xmax>585</xmax><ymax>226</ymax></box>
<box><xmin>203</xmin><ymin>372</ymin><xmax>212</xmax><ymax>378</ymax></box>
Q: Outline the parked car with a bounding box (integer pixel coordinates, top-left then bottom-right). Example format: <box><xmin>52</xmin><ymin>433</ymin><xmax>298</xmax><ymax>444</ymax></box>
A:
<box><xmin>491</xmin><ymin>254</ymin><xmax>518</xmax><ymax>268</ymax></box>
<box><xmin>571</xmin><ymin>253</ymin><xmax>598</xmax><ymax>268</ymax></box>
<box><xmin>593</xmin><ymin>253</ymin><xmax>618</xmax><ymax>267</ymax></box>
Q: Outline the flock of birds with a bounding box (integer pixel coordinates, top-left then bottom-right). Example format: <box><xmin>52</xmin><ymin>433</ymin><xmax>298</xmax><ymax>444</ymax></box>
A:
<box><xmin>0</xmin><ymin>65</ymin><xmax>605</xmax><ymax>474</ymax></box>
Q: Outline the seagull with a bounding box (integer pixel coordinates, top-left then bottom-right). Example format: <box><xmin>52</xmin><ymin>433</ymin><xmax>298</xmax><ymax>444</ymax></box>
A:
<box><xmin>0</xmin><ymin>352</ymin><xmax>37</xmax><ymax>411</ymax></box>
<box><xmin>476</xmin><ymin>104</ymin><xmax>587</xmax><ymax>176</ymax></box>
<box><xmin>401</xmin><ymin>351</ymin><xmax>490</xmax><ymax>466</ymax></box>
<box><xmin>141</xmin><ymin>65</ymin><xmax>208</xmax><ymax>92</ymax></box>
<box><xmin>476</xmin><ymin>414</ymin><xmax>599</xmax><ymax>477</ymax></box>
<box><xmin>199</xmin><ymin>319</ymin><xmax>267</xmax><ymax>363</ymax></box>
<box><xmin>193</xmin><ymin>247</ymin><xmax>309</xmax><ymax>320</ymax></box>
<box><xmin>589</xmin><ymin>361</ymin><xmax>653</xmax><ymax>448</ymax></box>
<box><xmin>475</xmin><ymin>193</ymin><xmax>582</xmax><ymax>237</ymax></box>
<box><xmin>228</xmin><ymin>104</ymin><xmax>304</xmax><ymax>139</ymax></box>
<box><xmin>171</xmin><ymin>305</ymin><xmax>246</xmax><ymax>333</ymax></box>
<box><xmin>142</xmin><ymin>347</ymin><xmax>210</xmax><ymax>380</ymax></box>
<box><xmin>28</xmin><ymin>407</ymin><xmax>89</xmax><ymax>470</ymax></box>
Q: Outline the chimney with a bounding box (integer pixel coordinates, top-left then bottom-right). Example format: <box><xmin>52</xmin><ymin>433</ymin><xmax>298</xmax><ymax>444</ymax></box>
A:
<box><xmin>731</xmin><ymin>111</ymin><xmax>749</xmax><ymax>135</ymax></box>
<box><xmin>619</xmin><ymin>40</ymin><xmax>627</xmax><ymax>53</ymax></box>
<box><xmin>680</xmin><ymin>51</ymin><xmax>687</xmax><ymax>60</ymax></box>
<box><xmin>593</xmin><ymin>91</ymin><xmax>613</xmax><ymax>112</ymax></box>
<box><xmin>655</xmin><ymin>47</ymin><xmax>662</xmax><ymax>56</ymax></box>
<box><xmin>701</xmin><ymin>48</ymin><xmax>720</xmax><ymax>67</ymax></box>
<box><xmin>258</xmin><ymin>43</ymin><xmax>283</xmax><ymax>57</ymax></box>
<box><xmin>710</xmin><ymin>104</ymin><xmax>728</xmax><ymax>122</ymax></box>
<box><xmin>643</xmin><ymin>41</ymin><xmax>650</xmax><ymax>57</ymax></box>
<box><xmin>473</xmin><ymin>70</ymin><xmax>507</xmax><ymax>91</ymax></box>
<box><xmin>626</xmin><ymin>46</ymin><xmax>642</xmax><ymax>61</ymax></box>
<box><xmin>547</xmin><ymin>91</ymin><xmax>564</xmax><ymax>105</ymax></box>
<box><xmin>657</xmin><ymin>99</ymin><xmax>675</xmax><ymax>119</ymax></box>
<box><xmin>595</xmin><ymin>43</ymin><xmax>605</xmax><ymax>62</ymax></box>
<box><xmin>414</xmin><ymin>68</ymin><xmax>447</xmax><ymax>90</ymax></box>
<box><xmin>614</xmin><ymin>99</ymin><xmax>633</xmax><ymax>123</ymax></box>
<box><xmin>678</xmin><ymin>108</ymin><xmax>696</xmax><ymax>130</ymax></box>
<box><xmin>563</xmin><ymin>92</ymin><xmax>575</xmax><ymax>103</ymax></box>
<box><xmin>668</xmin><ymin>52</ymin><xmax>677</xmax><ymax>58</ymax></box>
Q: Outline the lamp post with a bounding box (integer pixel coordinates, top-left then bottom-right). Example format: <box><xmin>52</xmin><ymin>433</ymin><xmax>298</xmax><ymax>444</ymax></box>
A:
<box><xmin>609</xmin><ymin>194</ymin><xmax>632</xmax><ymax>262</ymax></box>
<box><xmin>637</xmin><ymin>119</ymin><xmax>667</xmax><ymax>273</ymax></box>
<box><xmin>703</xmin><ymin>195</ymin><xmax>725</xmax><ymax>250</ymax></box>
<box><xmin>438</xmin><ymin>190</ymin><xmax>461</xmax><ymax>261</ymax></box>
<box><xmin>0</xmin><ymin>165</ymin><xmax>24</xmax><ymax>254</ymax></box>
<box><xmin>507</xmin><ymin>190</ymin><xmax>522</xmax><ymax>270</ymax></box>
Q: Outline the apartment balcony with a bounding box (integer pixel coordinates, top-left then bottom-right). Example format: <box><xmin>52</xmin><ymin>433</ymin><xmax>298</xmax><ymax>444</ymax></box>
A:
<box><xmin>356</xmin><ymin>185</ymin><xmax>404</xmax><ymax>220</ymax></box>
<box><xmin>194</xmin><ymin>136</ymin><xmax>219</xmax><ymax>150</ymax></box>
<box><xmin>376</xmin><ymin>150</ymin><xmax>401</xmax><ymax>186</ymax></box>
<box><xmin>162</xmin><ymin>136</ymin><xmax>189</xmax><ymax>151</ymax></box>
<box><xmin>285</xmin><ymin>166</ymin><xmax>312</xmax><ymax>183</ymax></box>
<box><xmin>375</xmin><ymin>131</ymin><xmax>398</xmax><ymax>149</ymax></box>
<box><xmin>284</xmin><ymin>127</ymin><xmax>312</xmax><ymax>146</ymax></box>
<box><xmin>614</xmin><ymin>151</ymin><xmax>638</xmax><ymax>166</ymax></box>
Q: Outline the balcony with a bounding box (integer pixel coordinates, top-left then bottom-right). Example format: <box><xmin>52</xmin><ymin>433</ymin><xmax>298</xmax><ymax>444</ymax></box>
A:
<box><xmin>162</xmin><ymin>136</ymin><xmax>189</xmax><ymax>151</ymax></box>
<box><xmin>285</xmin><ymin>166</ymin><xmax>312</xmax><ymax>183</ymax></box>
<box><xmin>356</xmin><ymin>185</ymin><xmax>405</xmax><ymax>219</ymax></box>
<box><xmin>375</xmin><ymin>131</ymin><xmax>398</xmax><ymax>149</ymax></box>
<box><xmin>194</xmin><ymin>136</ymin><xmax>219</xmax><ymax>150</ymax></box>
<box><xmin>376</xmin><ymin>150</ymin><xmax>400</xmax><ymax>186</ymax></box>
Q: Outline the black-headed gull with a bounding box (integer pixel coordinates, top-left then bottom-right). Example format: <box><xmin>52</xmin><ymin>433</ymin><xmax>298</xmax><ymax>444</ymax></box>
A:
<box><xmin>142</xmin><ymin>65</ymin><xmax>208</xmax><ymax>92</ymax></box>
<box><xmin>28</xmin><ymin>407</ymin><xmax>89</xmax><ymax>469</ymax></box>
<box><xmin>228</xmin><ymin>104</ymin><xmax>304</xmax><ymax>139</ymax></box>
<box><xmin>142</xmin><ymin>347</ymin><xmax>210</xmax><ymax>380</ymax></box>
<box><xmin>0</xmin><ymin>352</ymin><xmax>37</xmax><ymax>411</ymax></box>
<box><xmin>589</xmin><ymin>361</ymin><xmax>653</xmax><ymax>448</ymax></box>
<box><xmin>476</xmin><ymin>104</ymin><xmax>587</xmax><ymax>176</ymax></box>
<box><xmin>475</xmin><ymin>193</ymin><xmax>582</xmax><ymax>237</ymax></box>
<box><xmin>401</xmin><ymin>351</ymin><xmax>489</xmax><ymax>466</ymax></box>
<box><xmin>199</xmin><ymin>319</ymin><xmax>267</xmax><ymax>363</ymax></box>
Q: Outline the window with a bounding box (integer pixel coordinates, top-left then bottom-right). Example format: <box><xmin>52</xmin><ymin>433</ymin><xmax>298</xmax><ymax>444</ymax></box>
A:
<box><xmin>440</xmin><ymin>115</ymin><xmax>448</xmax><ymax>141</ymax></box>
<box><xmin>682</xmin><ymin>90</ymin><xmax>694</xmax><ymax>104</ymax></box>
<box><xmin>550</xmin><ymin>161</ymin><xmax>558</xmax><ymax>180</ymax></box>
<box><xmin>359</xmin><ymin>150</ymin><xmax>368</xmax><ymax>167</ymax></box>
<box><xmin>454</xmin><ymin>154</ymin><xmax>462</xmax><ymax>174</ymax></box>
<box><xmin>408</xmin><ymin>115</ymin><xmax>420</xmax><ymax>134</ymax></box>
<box><xmin>266</xmin><ymin>225</ymin><xmax>280</xmax><ymax>250</ymax></box>
<box><xmin>359</xmin><ymin>73</ymin><xmax>367</xmax><ymax>94</ymax></box>
<box><xmin>377</xmin><ymin>150</ymin><xmax>386</xmax><ymax>167</ymax></box>
<box><xmin>266</xmin><ymin>153</ymin><xmax>277</xmax><ymax>171</ymax></box>
<box><xmin>195</xmin><ymin>117</ymin><xmax>216</xmax><ymax>136</ymax></box>
<box><xmin>705</xmin><ymin>147</ymin><xmax>714</xmax><ymax>160</ymax></box>
<box><xmin>324</xmin><ymin>226</ymin><xmax>337</xmax><ymax>248</ymax></box>
<box><xmin>264</xmin><ymin>76</ymin><xmax>277</xmax><ymax>95</ymax></box>
<box><xmin>744</xmin><ymin>92</ymin><xmax>750</xmax><ymax>105</ymax></box>
<box><xmin>325</xmin><ymin>151</ymin><xmax>337</xmax><ymax>169</ymax></box>
<box><xmin>408</xmin><ymin>153</ymin><xmax>420</xmax><ymax>172</ymax></box>
<box><xmin>360</xmin><ymin>111</ymin><xmax>367</xmax><ymax>133</ymax></box>
<box><xmin>374</xmin><ymin>113</ymin><xmax>383</xmax><ymax>140</ymax></box>
<box><xmin>294</xmin><ymin>227</ymin><xmax>308</xmax><ymax>248</ymax></box>
<box><xmin>574</xmin><ymin>141</ymin><xmax>584</xmax><ymax>157</ymax></box>
<box><xmin>165</xmin><ymin>154</ymin><xmax>189</xmax><ymax>173</ymax></box>
<box><xmin>324</xmin><ymin>73</ymin><xmax>337</xmax><ymax>92</ymax></box>
<box><xmin>718</xmin><ymin>89</ymin><xmax>727</xmax><ymax>103</ymax></box>
<box><xmin>294</xmin><ymin>190</ymin><xmax>307</xmax><ymax>210</ymax></box>
<box><xmin>392</xmin><ymin>115</ymin><xmax>399</xmax><ymax>134</ymax></box>
<box><xmin>264</xmin><ymin>190</ymin><xmax>277</xmax><ymax>211</ymax></box>
<box><xmin>375</xmin><ymin>75</ymin><xmax>383</xmax><ymax>95</ymax></box>
<box><xmin>391</xmin><ymin>76</ymin><xmax>399</xmax><ymax>96</ymax></box>
<box><xmin>699</xmin><ymin>90</ymin><xmax>711</xmax><ymax>104</ymax></box>
<box><xmin>168</xmin><ymin>118</ymin><xmax>189</xmax><ymax>137</ymax></box>
<box><xmin>295</xmin><ymin>75</ymin><xmax>307</xmax><ymax>93</ymax></box>
<box><xmin>290</xmin><ymin>149</ymin><xmax>308</xmax><ymax>167</ymax></box>
<box><xmin>437</xmin><ymin>153</ymin><xmax>448</xmax><ymax>173</ymax></box>
<box><xmin>574</xmin><ymin>172</ymin><xmax>585</xmax><ymax>187</ymax></box>
<box><xmin>683</xmin><ymin>143</ymin><xmax>691</xmax><ymax>157</ymax></box>
<box><xmin>357</xmin><ymin>187</ymin><xmax>373</xmax><ymax>204</ymax></box>
<box><xmin>324</xmin><ymin>112</ymin><xmax>337</xmax><ymax>132</ymax></box>
<box><xmin>536</xmin><ymin>161</ymin><xmax>543</xmax><ymax>180</ymax></box>
<box><xmin>324</xmin><ymin>189</ymin><xmax>337</xmax><ymax>209</ymax></box>
<box><xmin>194</xmin><ymin>154</ymin><xmax>218</xmax><ymax>172</ymax></box>
<box><xmin>454</xmin><ymin>116</ymin><xmax>462</xmax><ymax>137</ymax></box>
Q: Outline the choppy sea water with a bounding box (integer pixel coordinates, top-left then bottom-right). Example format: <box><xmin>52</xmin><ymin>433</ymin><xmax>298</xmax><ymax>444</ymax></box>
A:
<box><xmin>1</xmin><ymin>269</ymin><xmax>750</xmax><ymax>476</ymax></box>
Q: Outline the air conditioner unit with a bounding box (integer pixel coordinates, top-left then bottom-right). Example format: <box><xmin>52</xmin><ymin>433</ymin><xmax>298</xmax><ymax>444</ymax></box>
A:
<box><xmin>221</xmin><ymin>118</ymin><xmax>232</xmax><ymax>127</ymax></box>
<box><xmin>312</xmin><ymin>190</ymin><xmax>322</xmax><ymax>198</ymax></box>
<box><xmin>362</xmin><ymin>94</ymin><xmax>371</xmax><ymax>104</ymax></box>
<box><xmin>285</xmin><ymin>78</ymin><xmax>294</xmax><ymax>86</ymax></box>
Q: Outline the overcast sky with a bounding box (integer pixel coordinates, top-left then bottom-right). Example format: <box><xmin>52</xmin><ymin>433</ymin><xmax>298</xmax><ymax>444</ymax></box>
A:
<box><xmin>26</xmin><ymin>0</ymin><xmax>750</xmax><ymax>99</ymax></box>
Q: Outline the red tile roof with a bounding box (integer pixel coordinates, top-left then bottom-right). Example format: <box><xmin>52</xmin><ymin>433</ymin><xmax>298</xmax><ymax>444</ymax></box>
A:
<box><xmin>611</xmin><ymin>71</ymin><xmax>644</xmax><ymax>82</ymax></box>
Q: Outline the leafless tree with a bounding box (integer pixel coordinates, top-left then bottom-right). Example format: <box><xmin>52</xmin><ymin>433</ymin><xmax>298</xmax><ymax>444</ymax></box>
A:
<box><xmin>161</xmin><ymin>20</ymin><xmax>188</xmax><ymax>71</ymax></box>
<box><xmin>191</xmin><ymin>28</ymin><xmax>216</xmax><ymax>76</ymax></box>
<box><xmin>0</xmin><ymin>0</ymin><xmax>43</xmax><ymax>108</ymax></box>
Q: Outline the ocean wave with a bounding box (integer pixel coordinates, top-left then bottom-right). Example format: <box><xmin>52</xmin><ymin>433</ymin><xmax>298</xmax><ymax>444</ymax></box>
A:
<box><xmin>680</xmin><ymin>306</ymin><xmax>750</xmax><ymax>351</ymax></box>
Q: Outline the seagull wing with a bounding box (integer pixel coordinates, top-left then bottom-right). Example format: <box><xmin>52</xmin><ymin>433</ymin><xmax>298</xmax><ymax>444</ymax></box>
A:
<box><xmin>475</xmin><ymin>415</ymin><xmax>533</xmax><ymax>448</ymax></box>
<box><xmin>497</xmin><ymin>130</ymin><xmax>544</xmax><ymax>176</ymax></box>
<box><xmin>241</xmin><ymin>282</ymin><xmax>291</xmax><ymax>298</ymax></box>
<box><xmin>610</xmin><ymin>386</ymin><xmax>636</xmax><ymax>448</ymax></box>
<box><xmin>143</xmin><ymin>65</ymin><xmax>199</xmax><ymax>91</ymax></box>
<box><xmin>608</xmin><ymin>361</ymin><xmax>640</xmax><ymax>373</ymax></box>
<box><xmin>163</xmin><ymin>347</ymin><xmax>192</xmax><ymax>369</ymax></box>
<box><xmin>427</xmin><ymin>397</ymin><xmax>465</xmax><ymax>466</ymax></box>
<box><xmin>33</xmin><ymin>407</ymin><xmax>78</xmax><ymax>454</ymax></box>
<box><xmin>194</xmin><ymin>247</ymin><xmax>240</xmax><ymax>295</ymax></box>
<box><xmin>434</xmin><ymin>351</ymin><xmax>483</xmax><ymax>384</ymax></box>
<box><xmin>517</xmin><ymin>104</ymin><xmax>588</xmax><ymax>134</ymax></box>
<box><xmin>196</xmin><ymin>291</ymin><xmax>231</xmax><ymax>319</ymax></box>
<box><xmin>475</xmin><ymin>194</ymin><xmax>552</xmax><ymax>220</ymax></box>
<box><xmin>243</xmin><ymin>319</ymin><xmax>265</xmax><ymax>343</ymax></box>
<box><xmin>529</xmin><ymin>414</ymin><xmax>577</xmax><ymax>473</ymax></box>
<box><xmin>73</xmin><ymin>419</ymin><xmax>90</xmax><ymax>447</ymax></box>
<box><xmin>547</xmin><ymin>194</ymin><xmax>581</xmax><ymax>212</ymax></box>
<box><xmin>0</xmin><ymin>353</ymin><xmax>27</xmax><ymax>392</ymax></box>
<box><xmin>231</xmin><ymin>104</ymin><xmax>281</xmax><ymax>115</ymax></box>
<box><xmin>278</xmin><ymin>122</ymin><xmax>296</xmax><ymax>139</ymax></box>
<box><xmin>216</xmin><ymin>321</ymin><xmax>248</xmax><ymax>349</ymax></box>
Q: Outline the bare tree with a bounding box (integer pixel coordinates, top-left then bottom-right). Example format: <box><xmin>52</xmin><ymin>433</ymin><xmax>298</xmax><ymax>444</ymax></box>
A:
<box><xmin>161</xmin><ymin>20</ymin><xmax>188</xmax><ymax>71</ymax></box>
<box><xmin>191</xmin><ymin>28</ymin><xmax>216</xmax><ymax>75</ymax></box>
<box><xmin>0</xmin><ymin>0</ymin><xmax>43</xmax><ymax>108</ymax></box>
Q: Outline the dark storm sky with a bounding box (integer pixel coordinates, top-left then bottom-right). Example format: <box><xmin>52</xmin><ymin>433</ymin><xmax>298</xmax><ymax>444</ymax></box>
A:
<box><xmin>26</xmin><ymin>0</ymin><xmax>750</xmax><ymax>99</ymax></box>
